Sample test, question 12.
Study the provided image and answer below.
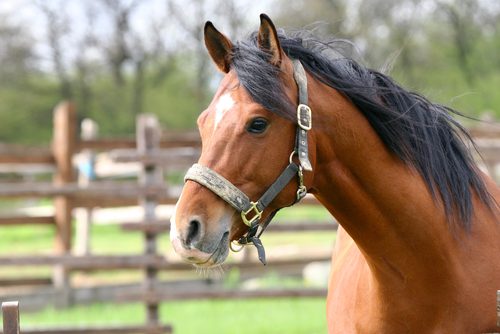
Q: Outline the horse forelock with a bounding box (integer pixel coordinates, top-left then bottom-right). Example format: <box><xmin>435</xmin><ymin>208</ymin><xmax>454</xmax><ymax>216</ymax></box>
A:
<box><xmin>232</xmin><ymin>33</ymin><xmax>296</xmax><ymax>122</ymax></box>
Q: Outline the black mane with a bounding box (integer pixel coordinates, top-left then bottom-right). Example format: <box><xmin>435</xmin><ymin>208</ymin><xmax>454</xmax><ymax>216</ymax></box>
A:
<box><xmin>231</xmin><ymin>30</ymin><xmax>494</xmax><ymax>229</ymax></box>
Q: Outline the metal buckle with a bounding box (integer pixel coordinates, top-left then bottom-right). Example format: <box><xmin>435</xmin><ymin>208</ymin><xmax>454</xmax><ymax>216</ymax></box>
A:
<box><xmin>297</xmin><ymin>104</ymin><xmax>312</xmax><ymax>131</ymax></box>
<box><xmin>241</xmin><ymin>201</ymin><xmax>263</xmax><ymax>227</ymax></box>
<box><xmin>296</xmin><ymin>166</ymin><xmax>307</xmax><ymax>200</ymax></box>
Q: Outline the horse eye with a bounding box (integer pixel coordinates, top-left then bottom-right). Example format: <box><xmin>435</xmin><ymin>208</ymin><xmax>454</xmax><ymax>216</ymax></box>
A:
<box><xmin>247</xmin><ymin>118</ymin><xmax>269</xmax><ymax>134</ymax></box>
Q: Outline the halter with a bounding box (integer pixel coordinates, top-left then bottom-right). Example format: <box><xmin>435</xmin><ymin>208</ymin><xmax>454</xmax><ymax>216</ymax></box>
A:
<box><xmin>184</xmin><ymin>60</ymin><xmax>312</xmax><ymax>265</ymax></box>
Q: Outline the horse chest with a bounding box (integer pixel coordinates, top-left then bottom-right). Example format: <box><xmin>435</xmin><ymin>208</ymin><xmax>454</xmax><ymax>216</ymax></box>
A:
<box><xmin>326</xmin><ymin>228</ymin><xmax>376</xmax><ymax>333</ymax></box>
<box><xmin>326</xmin><ymin>226</ymin><xmax>500</xmax><ymax>333</ymax></box>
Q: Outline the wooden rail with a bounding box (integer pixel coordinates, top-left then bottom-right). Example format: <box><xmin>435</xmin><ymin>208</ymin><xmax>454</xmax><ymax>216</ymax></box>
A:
<box><xmin>119</xmin><ymin>287</ymin><xmax>327</xmax><ymax>303</ymax></box>
<box><xmin>0</xmin><ymin>101</ymin><xmax>498</xmax><ymax>333</ymax></box>
<box><xmin>1</xmin><ymin>301</ymin><xmax>172</xmax><ymax>334</ymax></box>
<box><xmin>0</xmin><ymin>215</ymin><xmax>54</xmax><ymax>226</ymax></box>
<box><xmin>0</xmin><ymin>254</ymin><xmax>330</xmax><ymax>271</ymax></box>
<box><xmin>109</xmin><ymin>148</ymin><xmax>198</xmax><ymax>166</ymax></box>
<box><xmin>469</xmin><ymin>125</ymin><xmax>500</xmax><ymax>139</ymax></box>
<box><xmin>78</xmin><ymin>132</ymin><xmax>200</xmax><ymax>151</ymax></box>
<box><xmin>0</xmin><ymin>145</ymin><xmax>53</xmax><ymax>164</ymax></box>
<box><xmin>0</xmin><ymin>255</ymin><xmax>169</xmax><ymax>269</ymax></box>
<box><xmin>0</xmin><ymin>182</ymin><xmax>168</xmax><ymax>198</ymax></box>
<box><xmin>0</xmin><ymin>277</ymin><xmax>52</xmax><ymax>287</ymax></box>
<box><xmin>0</xmin><ymin>182</ymin><xmax>181</xmax><ymax>210</ymax></box>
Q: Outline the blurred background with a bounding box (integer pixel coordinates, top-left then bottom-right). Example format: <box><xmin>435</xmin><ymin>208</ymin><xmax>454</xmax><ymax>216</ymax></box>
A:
<box><xmin>0</xmin><ymin>1</ymin><xmax>499</xmax><ymax>334</ymax></box>
<box><xmin>0</xmin><ymin>0</ymin><xmax>499</xmax><ymax>144</ymax></box>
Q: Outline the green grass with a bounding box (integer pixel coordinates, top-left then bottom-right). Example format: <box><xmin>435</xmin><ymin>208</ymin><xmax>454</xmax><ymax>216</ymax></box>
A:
<box><xmin>0</xmin><ymin>204</ymin><xmax>334</xmax><ymax>256</ymax></box>
<box><xmin>12</xmin><ymin>298</ymin><xmax>327</xmax><ymax>334</ymax></box>
<box><xmin>0</xmin><ymin>205</ymin><xmax>333</xmax><ymax>332</ymax></box>
<box><xmin>0</xmin><ymin>213</ymin><xmax>336</xmax><ymax>284</ymax></box>
<box><xmin>0</xmin><ymin>225</ymin><xmax>55</xmax><ymax>254</ymax></box>
<box><xmin>274</xmin><ymin>205</ymin><xmax>332</xmax><ymax>221</ymax></box>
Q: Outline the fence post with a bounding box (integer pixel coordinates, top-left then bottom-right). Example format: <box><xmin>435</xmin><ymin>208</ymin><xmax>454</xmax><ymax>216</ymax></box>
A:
<box><xmin>52</xmin><ymin>101</ymin><xmax>76</xmax><ymax>302</ymax></box>
<box><xmin>75</xmin><ymin>118</ymin><xmax>98</xmax><ymax>256</ymax></box>
<box><xmin>497</xmin><ymin>290</ymin><xmax>500</xmax><ymax>327</ymax></box>
<box><xmin>137</xmin><ymin>114</ymin><xmax>163</xmax><ymax>326</ymax></box>
<box><xmin>2</xmin><ymin>301</ymin><xmax>20</xmax><ymax>334</ymax></box>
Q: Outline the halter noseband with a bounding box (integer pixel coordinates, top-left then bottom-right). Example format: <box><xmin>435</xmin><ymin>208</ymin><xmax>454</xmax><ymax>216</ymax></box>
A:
<box><xmin>184</xmin><ymin>60</ymin><xmax>312</xmax><ymax>265</ymax></box>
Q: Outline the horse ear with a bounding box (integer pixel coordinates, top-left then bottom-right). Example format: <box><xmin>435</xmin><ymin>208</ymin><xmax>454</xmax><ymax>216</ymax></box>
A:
<box><xmin>258</xmin><ymin>14</ymin><xmax>282</xmax><ymax>67</ymax></box>
<box><xmin>204</xmin><ymin>21</ymin><xmax>233</xmax><ymax>73</ymax></box>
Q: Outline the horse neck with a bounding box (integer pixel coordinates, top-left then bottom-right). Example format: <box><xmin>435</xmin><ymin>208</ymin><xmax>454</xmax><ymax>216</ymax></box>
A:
<box><xmin>307</xmin><ymin>78</ymin><xmax>460</xmax><ymax>285</ymax></box>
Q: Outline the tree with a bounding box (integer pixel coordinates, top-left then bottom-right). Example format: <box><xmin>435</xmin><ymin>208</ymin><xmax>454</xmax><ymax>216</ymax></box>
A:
<box><xmin>36</xmin><ymin>0</ymin><xmax>73</xmax><ymax>99</ymax></box>
<box><xmin>167</xmin><ymin>0</ymin><xmax>253</xmax><ymax>109</ymax></box>
<box><xmin>0</xmin><ymin>13</ymin><xmax>57</xmax><ymax>144</ymax></box>
<box><xmin>436</xmin><ymin>0</ymin><xmax>479</xmax><ymax>86</ymax></box>
<box><xmin>73</xmin><ymin>4</ymin><xmax>100</xmax><ymax>118</ymax></box>
<box><xmin>0</xmin><ymin>14</ymin><xmax>37</xmax><ymax>85</ymax></box>
<box><xmin>271</xmin><ymin>0</ymin><xmax>350</xmax><ymax>39</ymax></box>
<box><xmin>98</xmin><ymin>0</ymin><xmax>140</xmax><ymax>87</ymax></box>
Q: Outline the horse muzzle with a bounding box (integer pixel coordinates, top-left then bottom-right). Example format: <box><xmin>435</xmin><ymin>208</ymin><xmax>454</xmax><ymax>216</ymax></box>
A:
<box><xmin>170</xmin><ymin>207</ymin><xmax>231</xmax><ymax>267</ymax></box>
<box><xmin>170</xmin><ymin>235</ymin><xmax>229</xmax><ymax>267</ymax></box>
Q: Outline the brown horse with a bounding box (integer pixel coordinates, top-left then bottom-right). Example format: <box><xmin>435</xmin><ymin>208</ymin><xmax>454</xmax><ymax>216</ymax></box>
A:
<box><xmin>170</xmin><ymin>14</ymin><xmax>500</xmax><ymax>333</ymax></box>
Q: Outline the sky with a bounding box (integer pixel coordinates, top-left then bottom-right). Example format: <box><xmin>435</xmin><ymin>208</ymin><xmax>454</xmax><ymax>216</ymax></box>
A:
<box><xmin>0</xmin><ymin>0</ymin><xmax>275</xmax><ymax>73</ymax></box>
<box><xmin>3</xmin><ymin>0</ymin><xmax>497</xmax><ymax>75</ymax></box>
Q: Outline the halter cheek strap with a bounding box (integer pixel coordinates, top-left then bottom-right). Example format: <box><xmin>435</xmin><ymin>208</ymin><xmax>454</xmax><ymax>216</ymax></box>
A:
<box><xmin>183</xmin><ymin>59</ymin><xmax>312</xmax><ymax>265</ymax></box>
<box><xmin>293</xmin><ymin>59</ymin><xmax>313</xmax><ymax>172</ymax></box>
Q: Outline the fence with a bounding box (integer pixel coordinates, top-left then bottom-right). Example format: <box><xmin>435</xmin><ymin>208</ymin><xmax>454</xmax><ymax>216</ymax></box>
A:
<box><xmin>1</xmin><ymin>300</ymin><xmax>172</xmax><ymax>334</ymax></box>
<box><xmin>0</xmin><ymin>101</ymin><xmax>499</xmax><ymax>333</ymax></box>
<box><xmin>0</xmin><ymin>101</ymin><xmax>336</xmax><ymax>333</ymax></box>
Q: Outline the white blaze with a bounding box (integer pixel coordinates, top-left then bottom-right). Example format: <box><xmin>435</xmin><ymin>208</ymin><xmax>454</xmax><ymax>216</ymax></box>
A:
<box><xmin>214</xmin><ymin>93</ymin><xmax>235</xmax><ymax>130</ymax></box>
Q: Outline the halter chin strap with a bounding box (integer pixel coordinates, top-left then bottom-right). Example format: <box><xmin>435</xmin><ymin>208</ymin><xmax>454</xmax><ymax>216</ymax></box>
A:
<box><xmin>184</xmin><ymin>59</ymin><xmax>312</xmax><ymax>265</ymax></box>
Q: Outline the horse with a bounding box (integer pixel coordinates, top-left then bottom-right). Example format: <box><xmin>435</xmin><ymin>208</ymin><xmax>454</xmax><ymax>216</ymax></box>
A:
<box><xmin>170</xmin><ymin>14</ymin><xmax>500</xmax><ymax>333</ymax></box>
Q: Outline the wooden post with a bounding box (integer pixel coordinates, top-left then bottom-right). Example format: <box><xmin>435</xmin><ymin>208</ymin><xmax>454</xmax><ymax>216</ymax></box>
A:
<box><xmin>497</xmin><ymin>290</ymin><xmax>500</xmax><ymax>327</ymax></box>
<box><xmin>137</xmin><ymin>114</ymin><xmax>163</xmax><ymax>326</ymax></box>
<box><xmin>52</xmin><ymin>101</ymin><xmax>76</xmax><ymax>300</ymax></box>
<box><xmin>2</xmin><ymin>301</ymin><xmax>20</xmax><ymax>334</ymax></box>
<box><xmin>75</xmin><ymin>118</ymin><xmax>98</xmax><ymax>256</ymax></box>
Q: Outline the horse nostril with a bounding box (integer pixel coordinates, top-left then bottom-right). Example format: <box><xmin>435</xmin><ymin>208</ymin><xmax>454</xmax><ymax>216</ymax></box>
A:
<box><xmin>185</xmin><ymin>218</ymin><xmax>201</xmax><ymax>247</ymax></box>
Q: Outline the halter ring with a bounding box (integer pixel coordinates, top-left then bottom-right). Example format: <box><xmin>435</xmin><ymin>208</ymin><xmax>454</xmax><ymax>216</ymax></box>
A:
<box><xmin>229</xmin><ymin>240</ymin><xmax>245</xmax><ymax>252</ymax></box>
<box><xmin>289</xmin><ymin>150</ymin><xmax>297</xmax><ymax>164</ymax></box>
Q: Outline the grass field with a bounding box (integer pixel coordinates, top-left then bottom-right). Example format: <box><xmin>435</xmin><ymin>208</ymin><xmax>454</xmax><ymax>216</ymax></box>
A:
<box><xmin>0</xmin><ymin>203</ymin><xmax>333</xmax><ymax>255</ymax></box>
<box><xmin>0</xmin><ymin>203</ymin><xmax>334</xmax><ymax>333</ymax></box>
<box><xmin>12</xmin><ymin>298</ymin><xmax>327</xmax><ymax>334</ymax></box>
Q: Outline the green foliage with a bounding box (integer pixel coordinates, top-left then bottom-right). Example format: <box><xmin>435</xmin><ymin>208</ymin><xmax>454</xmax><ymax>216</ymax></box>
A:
<box><xmin>144</xmin><ymin>61</ymin><xmax>209</xmax><ymax>130</ymax></box>
<box><xmin>0</xmin><ymin>78</ymin><xmax>60</xmax><ymax>144</ymax></box>
<box><xmin>73</xmin><ymin>57</ymin><xmax>207</xmax><ymax>138</ymax></box>
<box><xmin>0</xmin><ymin>55</ymin><xmax>207</xmax><ymax>144</ymax></box>
<box><xmin>391</xmin><ymin>44</ymin><xmax>500</xmax><ymax>118</ymax></box>
<box><xmin>0</xmin><ymin>0</ymin><xmax>499</xmax><ymax>145</ymax></box>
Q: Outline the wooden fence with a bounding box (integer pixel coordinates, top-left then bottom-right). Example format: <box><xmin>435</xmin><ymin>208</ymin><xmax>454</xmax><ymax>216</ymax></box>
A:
<box><xmin>0</xmin><ymin>101</ymin><xmax>499</xmax><ymax>333</ymax></box>
<box><xmin>3</xmin><ymin>290</ymin><xmax>500</xmax><ymax>332</ymax></box>
<box><xmin>0</xmin><ymin>101</ymin><xmax>335</xmax><ymax>333</ymax></box>
<box><xmin>1</xmin><ymin>300</ymin><xmax>172</xmax><ymax>334</ymax></box>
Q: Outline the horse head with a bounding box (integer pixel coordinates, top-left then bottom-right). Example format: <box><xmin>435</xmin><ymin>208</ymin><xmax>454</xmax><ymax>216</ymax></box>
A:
<box><xmin>170</xmin><ymin>15</ymin><xmax>315</xmax><ymax>267</ymax></box>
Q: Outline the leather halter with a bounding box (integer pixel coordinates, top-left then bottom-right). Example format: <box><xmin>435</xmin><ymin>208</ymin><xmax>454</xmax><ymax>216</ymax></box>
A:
<box><xmin>184</xmin><ymin>59</ymin><xmax>312</xmax><ymax>265</ymax></box>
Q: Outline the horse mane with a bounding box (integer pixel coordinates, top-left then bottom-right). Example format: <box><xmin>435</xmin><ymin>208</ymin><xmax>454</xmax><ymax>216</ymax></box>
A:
<box><xmin>230</xmin><ymin>29</ymin><xmax>495</xmax><ymax>229</ymax></box>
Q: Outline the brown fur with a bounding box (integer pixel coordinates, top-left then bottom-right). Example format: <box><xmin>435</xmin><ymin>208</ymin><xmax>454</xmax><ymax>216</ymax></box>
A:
<box><xmin>172</xmin><ymin>15</ymin><xmax>500</xmax><ymax>333</ymax></box>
